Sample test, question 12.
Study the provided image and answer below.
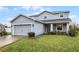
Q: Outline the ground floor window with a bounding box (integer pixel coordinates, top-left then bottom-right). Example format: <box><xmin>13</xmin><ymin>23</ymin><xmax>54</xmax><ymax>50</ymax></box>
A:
<box><xmin>57</xmin><ymin>24</ymin><xmax>62</xmax><ymax>31</ymax></box>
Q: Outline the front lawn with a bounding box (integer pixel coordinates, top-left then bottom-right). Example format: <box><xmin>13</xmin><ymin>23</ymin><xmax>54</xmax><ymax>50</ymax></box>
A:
<box><xmin>0</xmin><ymin>33</ymin><xmax>79</xmax><ymax>52</ymax></box>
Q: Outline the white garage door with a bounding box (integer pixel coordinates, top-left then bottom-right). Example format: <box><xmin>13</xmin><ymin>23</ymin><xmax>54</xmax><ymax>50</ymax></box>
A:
<box><xmin>14</xmin><ymin>24</ymin><xmax>31</xmax><ymax>35</ymax></box>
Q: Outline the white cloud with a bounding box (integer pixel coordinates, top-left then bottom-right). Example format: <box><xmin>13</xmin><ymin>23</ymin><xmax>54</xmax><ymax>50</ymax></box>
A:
<box><xmin>33</xmin><ymin>12</ymin><xmax>40</xmax><ymax>14</ymax></box>
<box><xmin>0</xmin><ymin>6</ymin><xmax>8</xmax><ymax>11</ymax></box>
<box><xmin>21</xmin><ymin>6</ymin><xmax>51</xmax><ymax>15</ymax></box>
<box><xmin>7</xmin><ymin>17</ymin><xmax>14</xmax><ymax>21</ymax></box>
<box><xmin>23</xmin><ymin>13</ymin><xmax>31</xmax><ymax>16</ymax></box>
<box><xmin>22</xmin><ymin>6</ymin><xmax>51</xmax><ymax>11</ymax></box>
<box><xmin>13</xmin><ymin>8</ymin><xmax>17</xmax><ymax>11</ymax></box>
<box><xmin>31</xmin><ymin>6</ymin><xmax>44</xmax><ymax>11</ymax></box>
<box><xmin>2</xmin><ymin>16</ymin><xmax>15</xmax><ymax>26</ymax></box>
<box><xmin>21</xmin><ymin>6</ymin><xmax>44</xmax><ymax>11</ymax></box>
<box><xmin>21</xmin><ymin>6</ymin><xmax>31</xmax><ymax>10</ymax></box>
<box><xmin>31</xmin><ymin>6</ymin><xmax>51</xmax><ymax>12</ymax></box>
<box><xmin>69</xmin><ymin>15</ymin><xmax>79</xmax><ymax>24</ymax></box>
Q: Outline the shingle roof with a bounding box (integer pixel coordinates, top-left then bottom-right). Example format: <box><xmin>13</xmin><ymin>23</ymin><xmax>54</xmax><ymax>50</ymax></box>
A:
<box><xmin>10</xmin><ymin>14</ymin><xmax>44</xmax><ymax>24</ymax></box>
<box><xmin>41</xmin><ymin>18</ymin><xmax>71</xmax><ymax>23</ymax></box>
<box><xmin>30</xmin><ymin>11</ymin><xmax>70</xmax><ymax>17</ymax></box>
<box><xmin>10</xmin><ymin>11</ymin><xmax>71</xmax><ymax>24</ymax></box>
<box><xmin>41</xmin><ymin>18</ymin><xmax>71</xmax><ymax>22</ymax></box>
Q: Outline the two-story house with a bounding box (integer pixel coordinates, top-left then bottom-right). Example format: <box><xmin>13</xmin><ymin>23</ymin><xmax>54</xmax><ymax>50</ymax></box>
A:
<box><xmin>11</xmin><ymin>11</ymin><xmax>71</xmax><ymax>36</ymax></box>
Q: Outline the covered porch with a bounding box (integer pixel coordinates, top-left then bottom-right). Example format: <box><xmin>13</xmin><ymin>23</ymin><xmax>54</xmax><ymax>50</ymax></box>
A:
<box><xmin>44</xmin><ymin>23</ymin><xmax>69</xmax><ymax>33</ymax></box>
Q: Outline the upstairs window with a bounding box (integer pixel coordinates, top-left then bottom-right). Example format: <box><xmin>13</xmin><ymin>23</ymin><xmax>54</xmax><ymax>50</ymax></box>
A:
<box><xmin>60</xmin><ymin>13</ymin><xmax>63</xmax><ymax>17</ymax></box>
<box><xmin>44</xmin><ymin>16</ymin><xmax>47</xmax><ymax>19</ymax></box>
<box><xmin>60</xmin><ymin>15</ymin><xmax>63</xmax><ymax>17</ymax></box>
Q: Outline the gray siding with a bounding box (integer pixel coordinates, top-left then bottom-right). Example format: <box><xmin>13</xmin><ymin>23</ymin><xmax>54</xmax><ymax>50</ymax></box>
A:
<box><xmin>32</xmin><ymin>12</ymin><xmax>69</xmax><ymax>20</ymax></box>
<box><xmin>12</xmin><ymin>16</ymin><xmax>34</xmax><ymax>25</ymax></box>
<box><xmin>11</xmin><ymin>15</ymin><xmax>44</xmax><ymax>36</ymax></box>
<box><xmin>34</xmin><ymin>22</ymin><xmax>44</xmax><ymax>35</ymax></box>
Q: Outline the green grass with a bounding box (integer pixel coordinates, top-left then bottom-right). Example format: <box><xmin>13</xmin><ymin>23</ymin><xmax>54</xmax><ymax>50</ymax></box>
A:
<box><xmin>0</xmin><ymin>33</ymin><xmax>79</xmax><ymax>52</ymax></box>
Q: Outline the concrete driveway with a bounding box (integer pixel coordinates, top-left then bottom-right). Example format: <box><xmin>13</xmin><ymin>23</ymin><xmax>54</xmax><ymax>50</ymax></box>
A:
<box><xmin>0</xmin><ymin>35</ymin><xmax>22</xmax><ymax>48</ymax></box>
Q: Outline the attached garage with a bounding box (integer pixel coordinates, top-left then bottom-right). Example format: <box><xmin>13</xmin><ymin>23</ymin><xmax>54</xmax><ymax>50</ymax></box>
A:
<box><xmin>14</xmin><ymin>24</ymin><xmax>31</xmax><ymax>35</ymax></box>
<box><xmin>11</xmin><ymin>14</ymin><xmax>44</xmax><ymax>36</ymax></box>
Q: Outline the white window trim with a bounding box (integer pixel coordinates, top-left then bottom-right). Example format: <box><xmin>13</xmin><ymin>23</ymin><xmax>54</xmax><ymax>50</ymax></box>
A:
<box><xmin>59</xmin><ymin>13</ymin><xmax>64</xmax><ymax>18</ymax></box>
<box><xmin>56</xmin><ymin>24</ymin><xmax>63</xmax><ymax>32</ymax></box>
<box><xmin>44</xmin><ymin>16</ymin><xmax>47</xmax><ymax>19</ymax></box>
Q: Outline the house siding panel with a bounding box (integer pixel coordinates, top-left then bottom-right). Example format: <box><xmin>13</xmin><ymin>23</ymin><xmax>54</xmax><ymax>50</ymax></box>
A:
<box><xmin>37</xmin><ymin>12</ymin><xmax>69</xmax><ymax>20</ymax></box>
<box><xmin>12</xmin><ymin>16</ymin><xmax>34</xmax><ymax>25</ymax></box>
<box><xmin>11</xmin><ymin>16</ymin><xmax>44</xmax><ymax>36</ymax></box>
<box><xmin>11</xmin><ymin>16</ymin><xmax>34</xmax><ymax>35</ymax></box>
<box><xmin>34</xmin><ymin>22</ymin><xmax>44</xmax><ymax>35</ymax></box>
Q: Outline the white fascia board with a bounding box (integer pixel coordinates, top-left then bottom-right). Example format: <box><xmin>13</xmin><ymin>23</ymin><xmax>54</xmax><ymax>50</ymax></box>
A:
<box><xmin>12</xmin><ymin>23</ymin><xmax>34</xmax><ymax>25</ymax></box>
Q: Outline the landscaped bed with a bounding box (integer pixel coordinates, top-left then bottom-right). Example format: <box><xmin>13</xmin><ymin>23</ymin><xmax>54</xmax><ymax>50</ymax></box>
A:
<box><xmin>0</xmin><ymin>33</ymin><xmax>79</xmax><ymax>52</ymax></box>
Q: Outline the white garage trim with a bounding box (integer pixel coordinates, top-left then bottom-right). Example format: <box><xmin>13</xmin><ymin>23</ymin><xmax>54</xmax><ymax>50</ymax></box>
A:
<box><xmin>14</xmin><ymin>24</ymin><xmax>32</xmax><ymax>35</ymax></box>
<box><xmin>12</xmin><ymin>23</ymin><xmax>33</xmax><ymax>25</ymax></box>
<box><xmin>13</xmin><ymin>23</ymin><xmax>34</xmax><ymax>32</ymax></box>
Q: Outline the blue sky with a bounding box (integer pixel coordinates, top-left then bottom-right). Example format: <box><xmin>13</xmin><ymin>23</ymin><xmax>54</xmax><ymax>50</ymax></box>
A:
<box><xmin>0</xmin><ymin>6</ymin><xmax>79</xmax><ymax>26</ymax></box>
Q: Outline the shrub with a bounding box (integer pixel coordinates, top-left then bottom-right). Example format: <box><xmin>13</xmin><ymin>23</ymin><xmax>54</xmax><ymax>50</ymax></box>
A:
<box><xmin>68</xmin><ymin>25</ymin><xmax>77</xmax><ymax>36</ymax></box>
<box><xmin>48</xmin><ymin>32</ymin><xmax>56</xmax><ymax>35</ymax></box>
<box><xmin>44</xmin><ymin>32</ymin><xmax>66</xmax><ymax>35</ymax></box>
<box><xmin>2</xmin><ymin>31</ymin><xmax>8</xmax><ymax>35</ymax></box>
<box><xmin>0</xmin><ymin>31</ymin><xmax>11</xmax><ymax>36</ymax></box>
<box><xmin>56</xmin><ymin>32</ymin><xmax>66</xmax><ymax>35</ymax></box>
<box><xmin>28</xmin><ymin>32</ymin><xmax>35</xmax><ymax>38</ymax></box>
<box><xmin>0</xmin><ymin>32</ymin><xmax>2</xmax><ymax>36</ymax></box>
<box><xmin>6</xmin><ymin>32</ymin><xmax>11</xmax><ymax>35</ymax></box>
<box><xmin>44</xmin><ymin>32</ymin><xmax>56</xmax><ymax>35</ymax></box>
<box><xmin>77</xmin><ymin>28</ymin><xmax>79</xmax><ymax>31</ymax></box>
<box><xmin>0</xmin><ymin>31</ymin><xmax>8</xmax><ymax>36</ymax></box>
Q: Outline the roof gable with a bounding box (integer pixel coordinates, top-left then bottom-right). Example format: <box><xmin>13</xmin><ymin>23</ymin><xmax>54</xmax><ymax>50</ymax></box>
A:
<box><xmin>30</xmin><ymin>11</ymin><xmax>69</xmax><ymax>17</ymax></box>
<box><xmin>10</xmin><ymin>14</ymin><xmax>43</xmax><ymax>24</ymax></box>
<box><xmin>30</xmin><ymin>11</ymin><xmax>54</xmax><ymax>17</ymax></box>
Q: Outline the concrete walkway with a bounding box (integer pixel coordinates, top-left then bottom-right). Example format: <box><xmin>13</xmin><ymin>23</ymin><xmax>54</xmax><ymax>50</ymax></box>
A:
<box><xmin>0</xmin><ymin>35</ymin><xmax>22</xmax><ymax>48</ymax></box>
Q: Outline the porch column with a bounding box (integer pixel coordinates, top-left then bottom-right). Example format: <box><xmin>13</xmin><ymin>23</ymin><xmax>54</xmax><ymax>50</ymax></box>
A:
<box><xmin>50</xmin><ymin>24</ymin><xmax>53</xmax><ymax>32</ymax></box>
<box><xmin>67</xmin><ymin>23</ymin><xmax>69</xmax><ymax>33</ymax></box>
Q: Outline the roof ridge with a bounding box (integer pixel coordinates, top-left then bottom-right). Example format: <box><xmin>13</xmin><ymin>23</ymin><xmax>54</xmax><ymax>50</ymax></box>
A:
<box><xmin>10</xmin><ymin>14</ymin><xmax>44</xmax><ymax>24</ymax></box>
<box><xmin>30</xmin><ymin>10</ymin><xmax>70</xmax><ymax>17</ymax></box>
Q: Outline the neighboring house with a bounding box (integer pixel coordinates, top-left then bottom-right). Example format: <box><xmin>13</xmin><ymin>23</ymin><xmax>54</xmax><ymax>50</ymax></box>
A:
<box><xmin>5</xmin><ymin>26</ymin><xmax>11</xmax><ymax>32</ymax></box>
<box><xmin>0</xmin><ymin>24</ymin><xmax>5</xmax><ymax>33</ymax></box>
<box><xmin>11</xmin><ymin>11</ymin><xmax>71</xmax><ymax>36</ymax></box>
